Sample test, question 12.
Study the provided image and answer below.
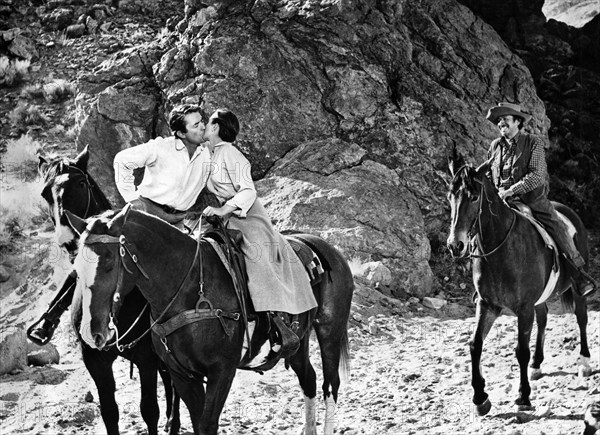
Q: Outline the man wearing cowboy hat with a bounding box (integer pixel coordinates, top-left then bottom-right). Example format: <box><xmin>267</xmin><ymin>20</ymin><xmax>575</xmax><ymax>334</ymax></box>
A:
<box><xmin>485</xmin><ymin>102</ymin><xmax>596</xmax><ymax>297</ymax></box>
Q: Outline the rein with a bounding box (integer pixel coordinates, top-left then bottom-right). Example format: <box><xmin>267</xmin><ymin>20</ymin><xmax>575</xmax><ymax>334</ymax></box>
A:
<box><xmin>469</xmin><ymin>178</ymin><xmax>517</xmax><ymax>259</ymax></box>
<box><xmin>83</xmin><ymin>211</ymin><xmax>240</xmax><ymax>354</ymax></box>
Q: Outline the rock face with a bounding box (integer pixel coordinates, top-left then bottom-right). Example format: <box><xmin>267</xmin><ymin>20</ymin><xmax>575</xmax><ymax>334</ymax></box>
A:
<box><xmin>458</xmin><ymin>0</ymin><xmax>600</xmax><ymax>225</ymax></box>
<box><xmin>75</xmin><ymin>0</ymin><xmax>549</xmax><ymax>297</ymax></box>
<box><xmin>0</xmin><ymin>328</ymin><xmax>27</xmax><ymax>375</ymax></box>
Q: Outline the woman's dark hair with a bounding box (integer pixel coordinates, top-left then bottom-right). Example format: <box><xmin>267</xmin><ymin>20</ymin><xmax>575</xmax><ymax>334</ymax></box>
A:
<box><xmin>168</xmin><ymin>104</ymin><xmax>204</xmax><ymax>136</ymax></box>
<box><xmin>212</xmin><ymin>109</ymin><xmax>240</xmax><ymax>142</ymax></box>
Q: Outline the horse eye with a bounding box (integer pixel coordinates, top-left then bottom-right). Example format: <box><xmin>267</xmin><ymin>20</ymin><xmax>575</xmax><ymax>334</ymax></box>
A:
<box><xmin>470</xmin><ymin>194</ymin><xmax>479</xmax><ymax>202</ymax></box>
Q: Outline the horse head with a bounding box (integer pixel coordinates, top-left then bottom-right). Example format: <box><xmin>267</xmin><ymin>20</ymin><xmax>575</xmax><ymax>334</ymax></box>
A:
<box><xmin>39</xmin><ymin>145</ymin><xmax>111</xmax><ymax>254</ymax></box>
<box><xmin>70</xmin><ymin>207</ymin><xmax>138</xmax><ymax>350</ymax></box>
<box><xmin>446</xmin><ymin>152</ymin><xmax>493</xmax><ymax>258</ymax></box>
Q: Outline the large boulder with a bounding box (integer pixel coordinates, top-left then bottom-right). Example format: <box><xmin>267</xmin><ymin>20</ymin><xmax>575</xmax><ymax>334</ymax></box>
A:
<box><xmin>0</xmin><ymin>328</ymin><xmax>27</xmax><ymax>375</ymax></box>
<box><xmin>258</xmin><ymin>139</ymin><xmax>433</xmax><ymax>297</ymax></box>
<box><xmin>75</xmin><ymin>0</ymin><xmax>548</xmax><ymax>297</ymax></box>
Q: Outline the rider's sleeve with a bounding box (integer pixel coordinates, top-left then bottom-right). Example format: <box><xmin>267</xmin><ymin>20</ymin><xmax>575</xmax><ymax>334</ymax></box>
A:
<box><xmin>221</xmin><ymin>146</ymin><xmax>256</xmax><ymax>218</ymax></box>
<box><xmin>113</xmin><ymin>140</ymin><xmax>159</xmax><ymax>203</ymax></box>
<box><xmin>510</xmin><ymin>136</ymin><xmax>547</xmax><ymax>195</ymax></box>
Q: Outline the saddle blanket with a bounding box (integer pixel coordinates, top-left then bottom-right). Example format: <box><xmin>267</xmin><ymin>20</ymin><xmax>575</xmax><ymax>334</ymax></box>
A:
<box><xmin>513</xmin><ymin>204</ymin><xmax>576</xmax><ymax>305</ymax></box>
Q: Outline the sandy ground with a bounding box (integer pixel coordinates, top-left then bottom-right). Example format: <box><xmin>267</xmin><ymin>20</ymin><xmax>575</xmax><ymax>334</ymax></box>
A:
<box><xmin>1</xmin><ymin>257</ymin><xmax>598</xmax><ymax>435</ymax></box>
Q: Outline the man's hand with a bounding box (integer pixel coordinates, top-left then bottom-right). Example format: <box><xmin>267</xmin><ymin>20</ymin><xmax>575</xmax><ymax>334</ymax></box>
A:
<box><xmin>498</xmin><ymin>189</ymin><xmax>514</xmax><ymax>201</ymax></box>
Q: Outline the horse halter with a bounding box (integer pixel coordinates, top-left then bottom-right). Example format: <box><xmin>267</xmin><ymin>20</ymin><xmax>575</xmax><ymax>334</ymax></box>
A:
<box><xmin>82</xmin><ymin>206</ymin><xmax>204</xmax><ymax>352</ymax></box>
<box><xmin>454</xmin><ymin>167</ymin><xmax>516</xmax><ymax>259</ymax></box>
<box><xmin>82</xmin><ymin>207</ymin><xmax>151</xmax><ymax>351</ymax></box>
<box><xmin>45</xmin><ymin>161</ymin><xmax>100</xmax><ymax>219</ymax></box>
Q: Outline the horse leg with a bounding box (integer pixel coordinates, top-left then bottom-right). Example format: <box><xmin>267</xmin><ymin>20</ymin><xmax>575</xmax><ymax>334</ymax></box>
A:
<box><xmin>197</xmin><ymin>366</ymin><xmax>237</xmax><ymax>435</ymax></box>
<box><xmin>469</xmin><ymin>299</ymin><xmax>501</xmax><ymax>416</ymax></box>
<box><xmin>314</xmin><ymin>320</ymin><xmax>349</xmax><ymax>434</ymax></box>
<box><xmin>159</xmin><ymin>366</ymin><xmax>181</xmax><ymax>435</ymax></box>
<box><xmin>574</xmin><ymin>293</ymin><xmax>592</xmax><ymax>377</ymax></box>
<box><xmin>530</xmin><ymin>303</ymin><xmax>548</xmax><ymax>380</ymax></box>
<box><xmin>137</xmin><ymin>361</ymin><xmax>160</xmax><ymax>435</ymax></box>
<box><xmin>82</xmin><ymin>348</ymin><xmax>120</xmax><ymax>435</ymax></box>
<box><xmin>170</xmin><ymin>372</ymin><xmax>206</xmax><ymax>434</ymax></box>
<box><xmin>288</xmin><ymin>336</ymin><xmax>317</xmax><ymax>435</ymax></box>
<box><xmin>515</xmin><ymin>307</ymin><xmax>535</xmax><ymax>410</ymax></box>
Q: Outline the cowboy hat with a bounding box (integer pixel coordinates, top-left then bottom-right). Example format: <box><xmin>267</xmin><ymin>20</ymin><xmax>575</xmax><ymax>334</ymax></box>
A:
<box><xmin>486</xmin><ymin>102</ymin><xmax>532</xmax><ymax>124</ymax></box>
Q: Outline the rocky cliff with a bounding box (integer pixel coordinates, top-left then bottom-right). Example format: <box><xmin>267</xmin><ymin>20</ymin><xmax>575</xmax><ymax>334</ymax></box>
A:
<box><xmin>69</xmin><ymin>0</ymin><xmax>596</xmax><ymax>298</ymax></box>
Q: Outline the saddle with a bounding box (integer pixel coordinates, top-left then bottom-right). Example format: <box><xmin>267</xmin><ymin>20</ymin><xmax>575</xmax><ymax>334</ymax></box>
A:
<box><xmin>511</xmin><ymin>202</ymin><xmax>572</xmax><ymax>305</ymax></box>
<box><xmin>203</xmin><ymin>220</ymin><xmax>325</xmax><ymax>371</ymax></box>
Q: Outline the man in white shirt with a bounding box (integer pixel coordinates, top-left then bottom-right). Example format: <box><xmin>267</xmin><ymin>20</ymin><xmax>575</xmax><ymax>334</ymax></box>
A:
<box><xmin>28</xmin><ymin>105</ymin><xmax>211</xmax><ymax>345</ymax></box>
<box><xmin>114</xmin><ymin>104</ymin><xmax>211</xmax><ymax>230</ymax></box>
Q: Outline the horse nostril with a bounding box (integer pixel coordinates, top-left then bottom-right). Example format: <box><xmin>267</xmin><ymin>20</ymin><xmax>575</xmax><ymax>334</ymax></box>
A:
<box><xmin>93</xmin><ymin>333</ymin><xmax>105</xmax><ymax>349</ymax></box>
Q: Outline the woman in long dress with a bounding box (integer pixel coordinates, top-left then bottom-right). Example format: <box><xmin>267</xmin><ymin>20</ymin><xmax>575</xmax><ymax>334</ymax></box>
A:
<box><xmin>201</xmin><ymin>109</ymin><xmax>317</xmax><ymax>353</ymax></box>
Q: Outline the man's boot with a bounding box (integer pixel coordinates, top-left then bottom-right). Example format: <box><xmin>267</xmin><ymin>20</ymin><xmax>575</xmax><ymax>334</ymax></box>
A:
<box><xmin>27</xmin><ymin>271</ymin><xmax>77</xmax><ymax>345</ymax></box>
<box><xmin>566</xmin><ymin>253</ymin><xmax>597</xmax><ymax>298</ymax></box>
<box><xmin>269</xmin><ymin>312</ymin><xmax>300</xmax><ymax>360</ymax></box>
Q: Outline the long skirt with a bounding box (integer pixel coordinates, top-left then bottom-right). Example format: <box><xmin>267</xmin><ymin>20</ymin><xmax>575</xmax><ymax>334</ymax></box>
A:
<box><xmin>226</xmin><ymin>199</ymin><xmax>318</xmax><ymax>314</ymax></box>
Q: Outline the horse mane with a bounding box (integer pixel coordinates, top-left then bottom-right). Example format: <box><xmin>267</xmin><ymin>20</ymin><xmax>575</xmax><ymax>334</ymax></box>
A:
<box><xmin>450</xmin><ymin>165</ymin><xmax>479</xmax><ymax>199</ymax></box>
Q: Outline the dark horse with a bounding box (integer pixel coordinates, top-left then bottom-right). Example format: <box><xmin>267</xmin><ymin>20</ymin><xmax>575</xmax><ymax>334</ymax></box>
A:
<box><xmin>446</xmin><ymin>151</ymin><xmax>592</xmax><ymax>415</ymax></box>
<box><xmin>68</xmin><ymin>205</ymin><xmax>354</xmax><ymax>435</ymax></box>
<box><xmin>33</xmin><ymin>146</ymin><xmax>179</xmax><ymax>435</ymax></box>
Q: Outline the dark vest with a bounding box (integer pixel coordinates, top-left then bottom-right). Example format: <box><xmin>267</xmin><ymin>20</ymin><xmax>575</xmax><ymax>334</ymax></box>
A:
<box><xmin>489</xmin><ymin>133</ymin><xmax>548</xmax><ymax>204</ymax></box>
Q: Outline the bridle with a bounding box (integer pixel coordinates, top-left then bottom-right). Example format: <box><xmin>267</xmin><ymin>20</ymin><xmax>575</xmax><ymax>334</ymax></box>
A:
<box><xmin>452</xmin><ymin>166</ymin><xmax>516</xmax><ymax>259</ymax></box>
<box><xmin>82</xmin><ymin>206</ymin><xmax>201</xmax><ymax>352</ymax></box>
<box><xmin>44</xmin><ymin>161</ymin><xmax>104</xmax><ymax>220</ymax></box>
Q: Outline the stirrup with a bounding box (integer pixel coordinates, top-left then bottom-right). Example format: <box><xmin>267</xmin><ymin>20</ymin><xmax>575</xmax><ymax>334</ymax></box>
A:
<box><xmin>271</xmin><ymin>315</ymin><xmax>300</xmax><ymax>360</ymax></box>
<box><xmin>27</xmin><ymin>316</ymin><xmax>59</xmax><ymax>346</ymax></box>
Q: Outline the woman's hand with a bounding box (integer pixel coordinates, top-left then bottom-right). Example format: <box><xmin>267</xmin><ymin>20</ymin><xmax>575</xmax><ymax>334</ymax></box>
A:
<box><xmin>202</xmin><ymin>205</ymin><xmax>236</xmax><ymax>217</ymax></box>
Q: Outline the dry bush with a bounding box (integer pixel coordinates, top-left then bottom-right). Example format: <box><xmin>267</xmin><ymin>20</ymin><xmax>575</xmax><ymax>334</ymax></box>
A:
<box><xmin>21</xmin><ymin>83</ymin><xmax>45</xmax><ymax>99</ymax></box>
<box><xmin>0</xmin><ymin>56</ymin><xmax>30</xmax><ymax>87</ymax></box>
<box><xmin>347</xmin><ymin>256</ymin><xmax>371</xmax><ymax>277</ymax></box>
<box><xmin>42</xmin><ymin>79</ymin><xmax>74</xmax><ymax>103</ymax></box>
<box><xmin>8</xmin><ymin>102</ymin><xmax>50</xmax><ymax>127</ymax></box>
<box><xmin>2</xmin><ymin>135</ymin><xmax>43</xmax><ymax>181</ymax></box>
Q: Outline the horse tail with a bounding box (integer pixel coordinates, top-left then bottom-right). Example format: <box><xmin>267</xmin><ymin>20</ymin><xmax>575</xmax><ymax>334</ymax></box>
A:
<box><xmin>560</xmin><ymin>288</ymin><xmax>575</xmax><ymax>314</ymax></box>
<box><xmin>339</xmin><ymin>327</ymin><xmax>351</xmax><ymax>381</ymax></box>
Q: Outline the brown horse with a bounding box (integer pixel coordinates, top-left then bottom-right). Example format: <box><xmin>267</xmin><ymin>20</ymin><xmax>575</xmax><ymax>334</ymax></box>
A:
<box><xmin>446</xmin><ymin>151</ymin><xmax>592</xmax><ymax>415</ymax></box>
<box><xmin>32</xmin><ymin>147</ymin><xmax>180</xmax><ymax>434</ymax></box>
<box><xmin>68</xmin><ymin>205</ymin><xmax>354</xmax><ymax>435</ymax></box>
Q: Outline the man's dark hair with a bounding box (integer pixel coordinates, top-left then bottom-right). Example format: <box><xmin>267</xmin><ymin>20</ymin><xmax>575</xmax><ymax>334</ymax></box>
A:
<box><xmin>514</xmin><ymin>116</ymin><xmax>524</xmax><ymax>130</ymax></box>
<box><xmin>168</xmin><ymin>104</ymin><xmax>203</xmax><ymax>136</ymax></box>
<box><xmin>212</xmin><ymin>109</ymin><xmax>240</xmax><ymax>142</ymax></box>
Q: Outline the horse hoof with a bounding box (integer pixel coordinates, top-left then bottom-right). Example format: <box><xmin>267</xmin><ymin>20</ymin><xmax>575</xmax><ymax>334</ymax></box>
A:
<box><xmin>530</xmin><ymin>368</ymin><xmax>543</xmax><ymax>380</ymax></box>
<box><xmin>578</xmin><ymin>366</ymin><xmax>592</xmax><ymax>378</ymax></box>
<box><xmin>515</xmin><ymin>398</ymin><xmax>533</xmax><ymax>411</ymax></box>
<box><xmin>476</xmin><ymin>398</ymin><xmax>492</xmax><ymax>416</ymax></box>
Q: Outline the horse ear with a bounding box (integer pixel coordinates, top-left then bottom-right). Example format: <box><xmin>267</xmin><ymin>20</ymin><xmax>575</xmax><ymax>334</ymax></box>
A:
<box><xmin>475</xmin><ymin>157</ymin><xmax>493</xmax><ymax>176</ymax></box>
<box><xmin>448</xmin><ymin>144</ymin><xmax>466</xmax><ymax>176</ymax></box>
<box><xmin>74</xmin><ymin>145</ymin><xmax>90</xmax><ymax>171</ymax></box>
<box><xmin>65</xmin><ymin>210</ymin><xmax>87</xmax><ymax>235</ymax></box>
<box><xmin>38</xmin><ymin>156</ymin><xmax>48</xmax><ymax>173</ymax></box>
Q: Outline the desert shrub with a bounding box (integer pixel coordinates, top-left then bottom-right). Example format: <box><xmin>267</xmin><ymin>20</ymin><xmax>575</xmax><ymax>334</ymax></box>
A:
<box><xmin>347</xmin><ymin>256</ymin><xmax>370</xmax><ymax>277</ymax></box>
<box><xmin>2</xmin><ymin>135</ymin><xmax>43</xmax><ymax>182</ymax></box>
<box><xmin>0</xmin><ymin>56</ymin><xmax>31</xmax><ymax>87</ymax></box>
<box><xmin>21</xmin><ymin>83</ymin><xmax>45</xmax><ymax>99</ymax></box>
<box><xmin>8</xmin><ymin>102</ymin><xmax>50</xmax><ymax>128</ymax></box>
<box><xmin>43</xmin><ymin>79</ymin><xmax>74</xmax><ymax>103</ymax></box>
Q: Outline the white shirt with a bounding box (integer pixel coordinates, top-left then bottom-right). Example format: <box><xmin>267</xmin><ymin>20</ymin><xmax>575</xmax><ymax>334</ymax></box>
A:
<box><xmin>207</xmin><ymin>142</ymin><xmax>256</xmax><ymax>217</ymax></box>
<box><xmin>114</xmin><ymin>136</ymin><xmax>211</xmax><ymax>211</ymax></box>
